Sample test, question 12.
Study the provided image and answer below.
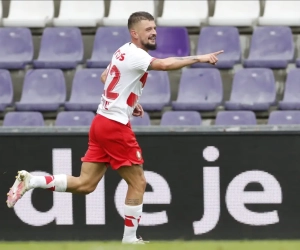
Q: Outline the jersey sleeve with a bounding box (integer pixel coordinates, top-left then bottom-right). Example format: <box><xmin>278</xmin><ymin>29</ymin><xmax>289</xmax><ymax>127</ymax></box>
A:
<box><xmin>129</xmin><ymin>48</ymin><xmax>156</xmax><ymax>72</ymax></box>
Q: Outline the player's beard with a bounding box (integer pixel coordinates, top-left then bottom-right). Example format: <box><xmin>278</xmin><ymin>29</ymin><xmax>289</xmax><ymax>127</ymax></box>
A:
<box><xmin>144</xmin><ymin>43</ymin><xmax>157</xmax><ymax>50</ymax></box>
<box><xmin>143</xmin><ymin>36</ymin><xmax>157</xmax><ymax>50</ymax></box>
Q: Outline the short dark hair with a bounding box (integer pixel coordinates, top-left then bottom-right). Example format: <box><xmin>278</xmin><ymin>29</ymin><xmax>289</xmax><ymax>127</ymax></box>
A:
<box><xmin>128</xmin><ymin>11</ymin><xmax>154</xmax><ymax>29</ymax></box>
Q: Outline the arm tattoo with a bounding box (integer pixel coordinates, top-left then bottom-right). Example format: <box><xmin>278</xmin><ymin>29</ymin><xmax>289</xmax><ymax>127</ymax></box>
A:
<box><xmin>174</xmin><ymin>56</ymin><xmax>198</xmax><ymax>61</ymax></box>
<box><xmin>126</xmin><ymin>199</ymin><xmax>140</xmax><ymax>205</ymax></box>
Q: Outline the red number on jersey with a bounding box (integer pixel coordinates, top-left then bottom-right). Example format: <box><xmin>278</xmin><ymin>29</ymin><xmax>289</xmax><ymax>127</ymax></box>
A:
<box><xmin>105</xmin><ymin>65</ymin><xmax>120</xmax><ymax>100</ymax></box>
<box><xmin>104</xmin><ymin>66</ymin><xmax>149</xmax><ymax>109</ymax></box>
<box><xmin>104</xmin><ymin>65</ymin><xmax>120</xmax><ymax>109</ymax></box>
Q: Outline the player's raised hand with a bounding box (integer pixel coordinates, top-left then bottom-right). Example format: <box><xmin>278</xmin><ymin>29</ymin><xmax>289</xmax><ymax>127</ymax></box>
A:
<box><xmin>198</xmin><ymin>50</ymin><xmax>224</xmax><ymax>65</ymax></box>
<box><xmin>132</xmin><ymin>103</ymin><xmax>144</xmax><ymax>118</ymax></box>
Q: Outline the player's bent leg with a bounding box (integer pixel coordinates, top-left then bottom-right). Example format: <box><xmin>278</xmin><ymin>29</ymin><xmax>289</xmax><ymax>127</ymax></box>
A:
<box><xmin>6</xmin><ymin>162</ymin><xmax>107</xmax><ymax>208</ymax></box>
<box><xmin>117</xmin><ymin>164</ymin><xmax>148</xmax><ymax>244</ymax></box>
<box><xmin>66</xmin><ymin>162</ymin><xmax>107</xmax><ymax>194</ymax></box>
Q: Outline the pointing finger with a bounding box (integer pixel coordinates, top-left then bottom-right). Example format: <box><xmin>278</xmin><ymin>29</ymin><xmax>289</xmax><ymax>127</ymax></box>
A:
<box><xmin>213</xmin><ymin>50</ymin><xmax>224</xmax><ymax>56</ymax></box>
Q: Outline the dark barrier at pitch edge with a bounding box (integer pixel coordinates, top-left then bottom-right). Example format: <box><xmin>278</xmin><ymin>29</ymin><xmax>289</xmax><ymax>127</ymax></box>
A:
<box><xmin>0</xmin><ymin>131</ymin><xmax>299</xmax><ymax>240</ymax></box>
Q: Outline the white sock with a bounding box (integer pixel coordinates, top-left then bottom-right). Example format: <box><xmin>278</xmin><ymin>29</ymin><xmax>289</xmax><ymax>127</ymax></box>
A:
<box><xmin>122</xmin><ymin>204</ymin><xmax>143</xmax><ymax>243</ymax></box>
<box><xmin>29</xmin><ymin>174</ymin><xmax>67</xmax><ymax>192</ymax></box>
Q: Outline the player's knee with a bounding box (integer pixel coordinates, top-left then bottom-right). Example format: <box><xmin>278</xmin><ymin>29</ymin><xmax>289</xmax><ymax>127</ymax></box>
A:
<box><xmin>75</xmin><ymin>178</ymin><xmax>97</xmax><ymax>194</ymax></box>
<box><xmin>78</xmin><ymin>184</ymin><xmax>96</xmax><ymax>195</ymax></box>
<box><xmin>129</xmin><ymin>175</ymin><xmax>146</xmax><ymax>194</ymax></box>
<box><xmin>84</xmin><ymin>186</ymin><xmax>96</xmax><ymax>194</ymax></box>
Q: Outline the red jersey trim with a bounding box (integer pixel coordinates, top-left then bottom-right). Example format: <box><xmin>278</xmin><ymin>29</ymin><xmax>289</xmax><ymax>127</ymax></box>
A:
<box><xmin>150</xmin><ymin>58</ymin><xmax>157</xmax><ymax>63</ymax></box>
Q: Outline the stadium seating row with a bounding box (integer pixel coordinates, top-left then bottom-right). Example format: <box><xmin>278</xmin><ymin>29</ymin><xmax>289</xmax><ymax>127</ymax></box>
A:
<box><xmin>0</xmin><ymin>26</ymin><xmax>190</xmax><ymax>70</ymax></box>
<box><xmin>2</xmin><ymin>110</ymin><xmax>300</xmax><ymax>127</ymax></box>
<box><xmin>0</xmin><ymin>26</ymin><xmax>297</xmax><ymax>70</ymax></box>
<box><xmin>0</xmin><ymin>1</ymin><xmax>300</xmax><ymax>28</ymax></box>
<box><xmin>1</xmin><ymin>67</ymin><xmax>300</xmax><ymax>113</ymax></box>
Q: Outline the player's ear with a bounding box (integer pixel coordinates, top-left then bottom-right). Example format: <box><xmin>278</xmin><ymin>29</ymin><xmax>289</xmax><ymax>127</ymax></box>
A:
<box><xmin>130</xmin><ymin>29</ymin><xmax>138</xmax><ymax>39</ymax></box>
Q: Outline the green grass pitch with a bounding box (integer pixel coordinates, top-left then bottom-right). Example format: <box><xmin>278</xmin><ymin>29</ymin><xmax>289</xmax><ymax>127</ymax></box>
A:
<box><xmin>1</xmin><ymin>241</ymin><xmax>300</xmax><ymax>250</ymax></box>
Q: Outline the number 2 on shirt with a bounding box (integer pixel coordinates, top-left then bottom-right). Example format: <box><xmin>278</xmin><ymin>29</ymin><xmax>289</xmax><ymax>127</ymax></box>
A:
<box><xmin>104</xmin><ymin>64</ymin><xmax>147</xmax><ymax>109</ymax></box>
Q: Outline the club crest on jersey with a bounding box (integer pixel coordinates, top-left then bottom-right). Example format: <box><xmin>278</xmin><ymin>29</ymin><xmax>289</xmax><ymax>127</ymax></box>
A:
<box><xmin>136</xmin><ymin>151</ymin><xmax>141</xmax><ymax>160</ymax></box>
<box><xmin>114</xmin><ymin>49</ymin><xmax>125</xmax><ymax>61</ymax></box>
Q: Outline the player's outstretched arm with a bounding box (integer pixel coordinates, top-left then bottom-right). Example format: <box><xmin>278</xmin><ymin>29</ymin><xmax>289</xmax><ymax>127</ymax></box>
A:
<box><xmin>149</xmin><ymin>50</ymin><xmax>224</xmax><ymax>71</ymax></box>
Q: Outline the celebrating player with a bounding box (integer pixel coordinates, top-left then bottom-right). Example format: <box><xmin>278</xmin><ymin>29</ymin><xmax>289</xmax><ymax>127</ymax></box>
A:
<box><xmin>6</xmin><ymin>11</ymin><xmax>223</xmax><ymax>244</ymax></box>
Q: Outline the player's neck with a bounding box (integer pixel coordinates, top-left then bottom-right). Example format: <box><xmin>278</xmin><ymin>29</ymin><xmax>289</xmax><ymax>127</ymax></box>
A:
<box><xmin>131</xmin><ymin>41</ymin><xmax>148</xmax><ymax>52</ymax></box>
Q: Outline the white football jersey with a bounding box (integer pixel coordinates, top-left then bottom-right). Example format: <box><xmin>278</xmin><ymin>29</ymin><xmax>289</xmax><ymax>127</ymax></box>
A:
<box><xmin>97</xmin><ymin>43</ymin><xmax>155</xmax><ymax>125</ymax></box>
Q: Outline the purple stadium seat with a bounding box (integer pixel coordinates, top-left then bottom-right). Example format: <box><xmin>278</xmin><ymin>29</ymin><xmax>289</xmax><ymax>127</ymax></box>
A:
<box><xmin>279</xmin><ymin>69</ymin><xmax>300</xmax><ymax>110</ymax></box>
<box><xmin>3</xmin><ymin>112</ymin><xmax>44</xmax><ymax>126</ymax></box>
<box><xmin>138</xmin><ymin>71</ymin><xmax>170</xmax><ymax>111</ymax></box>
<box><xmin>87</xmin><ymin>27</ymin><xmax>130</xmax><ymax>68</ymax></box>
<box><xmin>65</xmin><ymin>69</ymin><xmax>105</xmax><ymax>111</ymax></box>
<box><xmin>33</xmin><ymin>27</ymin><xmax>83</xmax><ymax>69</ymax></box>
<box><xmin>160</xmin><ymin>111</ymin><xmax>201</xmax><ymax>126</ymax></box>
<box><xmin>191</xmin><ymin>27</ymin><xmax>241</xmax><ymax>69</ymax></box>
<box><xmin>243</xmin><ymin>26</ymin><xmax>294</xmax><ymax>69</ymax></box>
<box><xmin>0</xmin><ymin>70</ymin><xmax>13</xmax><ymax>111</ymax></box>
<box><xmin>215</xmin><ymin>111</ymin><xmax>257</xmax><ymax>125</ymax></box>
<box><xmin>149</xmin><ymin>27</ymin><xmax>190</xmax><ymax>58</ymax></box>
<box><xmin>172</xmin><ymin>68</ymin><xmax>223</xmax><ymax>111</ymax></box>
<box><xmin>130</xmin><ymin>112</ymin><xmax>151</xmax><ymax>126</ymax></box>
<box><xmin>0</xmin><ymin>28</ymin><xmax>33</xmax><ymax>69</ymax></box>
<box><xmin>55</xmin><ymin>111</ymin><xmax>95</xmax><ymax>126</ymax></box>
<box><xmin>16</xmin><ymin>69</ymin><xmax>66</xmax><ymax>111</ymax></box>
<box><xmin>268</xmin><ymin>111</ymin><xmax>300</xmax><ymax>125</ymax></box>
<box><xmin>225</xmin><ymin>68</ymin><xmax>276</xmax><ymax>111</ymax></box>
